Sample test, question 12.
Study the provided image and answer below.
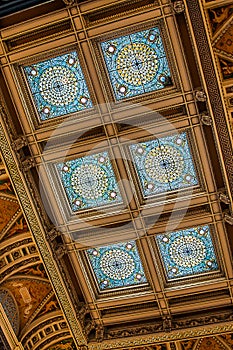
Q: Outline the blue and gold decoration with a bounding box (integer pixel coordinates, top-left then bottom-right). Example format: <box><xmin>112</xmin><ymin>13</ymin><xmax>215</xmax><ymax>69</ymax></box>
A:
<box><xmin>87</xmin><ymin>241</ymin><xmax>147</xmax><ymax>290</ymax></box>
<box><xmin>23</xmin><ymin>51</ymin><xmax>92</xmax><ymax>120</ymax></box>
<box><xmin>129</xmin><ymin>132</ymin><xmax>198</xmax><ymax>197</ymax></box>
<box><xmin>155</xmin><ymin>225</ymin><xmax>218</xmax><ymax>279</ymax></box>
<box><xmin>56</xmin><ymin>151</ymin><xmax>122</xmax><ymax>211</ymax></box>
<box><xmin>100</xmin><ymin>27</ymin><xmax>171</xmax><ymax>100</ymax></box>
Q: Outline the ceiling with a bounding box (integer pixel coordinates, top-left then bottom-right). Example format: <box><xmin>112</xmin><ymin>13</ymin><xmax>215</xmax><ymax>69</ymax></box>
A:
<box><xmin>0</xmin><ymin>0</ymin><xmax>233</xmax><ymax>349</ymax></box>
<box><xmin>0</xmin><ymin>0</ymin><xmax>52</xmax><ymax>17</ymax></box>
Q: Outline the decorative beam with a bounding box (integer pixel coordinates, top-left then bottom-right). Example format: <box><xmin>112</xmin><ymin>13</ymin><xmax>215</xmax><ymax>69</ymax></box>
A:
<box><xmin>0</xmin><ymin>104</ymin><xmax>87</xmax><ymax>347</ymax></box>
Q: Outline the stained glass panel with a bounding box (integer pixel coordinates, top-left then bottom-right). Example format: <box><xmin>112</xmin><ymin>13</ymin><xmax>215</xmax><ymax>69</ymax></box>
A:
<box><xmin>100</xmin><ymin>27</ymin><xmax>171</xmax><ymax>100</ymax></box>
<box><xmin>155</xmin><ymin>225</ymin><xmax>218</xmax><ymax>279</ymax></box>
<box><xmin>23</xmin><ymin>51</ymin><xmax>92</xmax><ymax>120</ymax></box>
<box><xmin>86</xmin><ymin>241</ymin><xmax>147</xmax><ymax>290</ymax></box>
<box><xmin>129</xmin><ymin>132</ymin><xmax>198</xmax><ymax>197</ymax></box>
<box><xmin>56</xmin><ymin>151</ymin><xmax>122</xmax><ymax>211</ymax></box>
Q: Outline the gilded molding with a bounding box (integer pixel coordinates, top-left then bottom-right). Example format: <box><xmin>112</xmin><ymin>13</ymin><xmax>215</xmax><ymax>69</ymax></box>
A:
<box><xmin>186</xmin><ymin>0</ymin><xmax>233</xmax><ymax>203</ymax></box>
<box><xmin>62</xmin><ymin>0</ymin><xmax>76</xmax><ymax>5</ymax></box>
<box><xmin>88</xmin><ymin>322</ymin><xmax>233</xmax><ymax>349</ymax></box>
<box><xmin>200</xmin><ymin>114</ymin><xmax>213</xmax><ymax>126</ymax></box>
<box><xmin>173</xmin><ymin>1</ymin><xmax>185</xmax><ymax>14</ymax></box>
<box><xmin>0</xmin><ymin>106</ymin><xmax>87</xmax><ymax>346</ymax></box>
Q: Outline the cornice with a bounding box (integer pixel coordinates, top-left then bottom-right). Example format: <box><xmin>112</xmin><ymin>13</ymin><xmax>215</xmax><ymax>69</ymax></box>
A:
<box><xmin>0</xmin><ymin>103</ymin><xmax>87</xmax><ymax>347</ymax></box>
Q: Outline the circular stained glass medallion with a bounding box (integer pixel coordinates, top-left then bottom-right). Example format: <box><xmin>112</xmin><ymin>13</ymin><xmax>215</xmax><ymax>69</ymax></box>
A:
<box><xmin>39</xmin><ymin>66</ymin><xmax>78</xmax><ymax>106</ymax></box>
<box><xmin>116</xmin><ymin>43</ymin><xmax>158</xmax><ymax>86</ymax></box>
<box><xmin>144</xmin><ymin>145</ymin><xmax>184</xmax><ymax>183</ymax></box>
<box><xmin>169</xmin><ymin>236</ymin><xmax>206</xmax><ymax>268</ymax></box>
<box><xmin>71</xmin><ymin>163</ymin><xmax>109</xmax><ymax>200</ymax></box>
<box><xmin>100</xmin><ymin>249</ymin><xmax>135</xmax><ymax>280</ymax></box>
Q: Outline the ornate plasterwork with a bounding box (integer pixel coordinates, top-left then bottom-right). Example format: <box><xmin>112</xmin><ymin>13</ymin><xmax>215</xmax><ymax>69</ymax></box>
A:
<box><xmin>1</xmin><ymin>0</ymin><xmax>233</xmax><ymax>348</ymax></box>
<box><xmin>205</xmin><ymin>1</ymin><xmax>233</xmax><ymax>150</ymax></box>
<box><xmin>83</xmin><ymin>0</ymin><xmax>159</xmax><ymax>27</ymax></box>
<box><xmin>0</xmin><ymin>288</ymin><xmax>19</xmax><ymax>335</ymax></box>
<box><xmin>0</xmin><ymin>106</ymin><xmax>86</xmax><ymax>346</ymax></box>
<box><xmin>21</xmin><ymin>315</ymin><xmax>69</xmax><ymax>350</ymax></box>
<box><xmin>2</xmin><ymin>107</ymin><xmax>232</xmax><ymax>348</ymax></box>
<box><xmin>87</xmin><ymin>322</ymin><xmax>233</xmax><ymax>349</ymax></box>
<box><xmin>187</xmin><ymin>0</ymin><xmax>233</xmax><ymax>203</ymax></box>
<box><xmin>196</xmin><ymin>337</ymin><xmax>226</xmax><ymax>350</ymax></box>
<box><xmin>0</xmin><ymin>165</ymin><xmax>71</xmax><ymax>347</ymax></box>
<box><xmin>0</xmin><ymin>196</ymin><xmax>20</xmax><ymax>237</ymax></box>
<box><xmin>2</xmin><ymin>278</ymin><xmax>52</xmax><ymax>330</ymax></box>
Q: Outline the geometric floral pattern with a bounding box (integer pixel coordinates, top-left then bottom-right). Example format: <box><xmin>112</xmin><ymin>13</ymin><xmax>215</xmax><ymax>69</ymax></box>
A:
<box><xmin>155</xmin><ymin>225</ymin><xmax>218</xmax><ymax>280</ymax></box>
<box><xmin>86</xmin><ymin>241</ymin><xmax>148</xmax><ymax>290</ymax></box>
<box><xmin>129</xmin><ymin>132</ymin><xmax>198</xmax><ymax>198</ymax></box>
<box><xmin>23</xmin><ymin>51</ymin><xmax>92</xmax><ymax>120</ymax></box>
<box><xmin>100</xmin><ymin>26</ymin><xmax>171</xmax><ymax>100</ymax></box>
<box><xmin>0</xmin><ymin>289</ymin><xmax>19</xmax><ymax>335</ymax></box>
<box><xmin>56</xmin><ymin>151</ymin><xmax>122</xmax><ymax>212</ymax></box>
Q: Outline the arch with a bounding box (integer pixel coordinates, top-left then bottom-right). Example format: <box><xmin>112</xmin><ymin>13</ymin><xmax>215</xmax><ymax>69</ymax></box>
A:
<box><xmin>0</xmin><ymin>288</ymin><xmax>19</xmax><ymax>335</ymax></box>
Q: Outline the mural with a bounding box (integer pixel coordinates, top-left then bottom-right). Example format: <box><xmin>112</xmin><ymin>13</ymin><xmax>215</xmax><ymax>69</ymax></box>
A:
<box><xmin>209</xmin><ymin>5</ymin><xmax>233</xmax><ymax>33</ymax></box>
<box><xmin>0</xmin><ymin>157</ymin><xmax>69</xmax><ymax>348</ymax></box>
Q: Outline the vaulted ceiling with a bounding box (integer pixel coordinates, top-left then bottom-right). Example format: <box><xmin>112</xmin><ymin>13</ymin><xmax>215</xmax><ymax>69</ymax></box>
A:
<box><xmin>0</xmin><ymin>0</ymin><xmax>233</xmax><ymax>349</ymax></box>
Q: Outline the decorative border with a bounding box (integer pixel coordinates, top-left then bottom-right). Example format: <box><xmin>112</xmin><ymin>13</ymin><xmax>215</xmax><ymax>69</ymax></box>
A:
<box><xmin>124</xmin><ymin>127</ymin><xmax>204</xmax><ymax>208</ymax></box>
<box><xmin>44</xmin><ymin>146</ymin><xmax>128</xmax><ymax>222</ymax></box>
<box><xmin>80</xmin><ymin>241</ymin><xmax>151</xmax><ymax>298</ymax></box>
<box><xmin>13</xmin><ymin>45</ymin><xmax>97</xmax><ymax>131</ymax></box>
<box><xmin>91</xmin><ymin>19</ymin><xmax>180</xmax><ymax>107</ymax></box>
<box><xmin>88</xmin><ymin>322</ymin><xmax>233</xmax><ymax>349</ymax></box>
<box><xmin>83</xmin><ymin>0</ymin><xmax>159</xmax><ymax>27</ymax></box>
<box><xmin>1</xmin><ymin>0</ymin><xmax>233</xmax><ymax>348</ymax></box>
<box><xmin>186</xmin><ymin>0</ymin><xmax>233</xmax><ymax>205</ymax></box>
<box><xmin>0</xmin><ymin>105</ymin><xmax>87</xmax><ymax>346</ymax></box>
<box><xmin>150</xmin><ymin>223</ymin><xmax>223</xmax><ymax>288</ymax></box>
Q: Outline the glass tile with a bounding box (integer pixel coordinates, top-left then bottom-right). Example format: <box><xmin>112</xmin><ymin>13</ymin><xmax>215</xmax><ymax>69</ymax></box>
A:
<box><xmin>129</xmin><ymin>132</ymin><xmax>198</xmax><ymax>197</ymax></box>
<box><xmin>86</xmin><ymin>240</ymin><xmax>147</xmax><ymax>290</ymax></box>
<box><xmin>100</xmin><ymin>26</ymin><xmax>171</xmax><ymax>100</ymax></box>
<box><xmin>23</xmin><ymin>51</ymin><xmax>92</xmax><ymax>120</ymax></box>
<box><xmin>56</xmin><ymin>151</ymin><xmax>122</xmax><ymax>211</ymax></box>
<box><xmin>155</xmin><ymin>225</ymin><xmax>219</xmax><ymax>279</ymax></box>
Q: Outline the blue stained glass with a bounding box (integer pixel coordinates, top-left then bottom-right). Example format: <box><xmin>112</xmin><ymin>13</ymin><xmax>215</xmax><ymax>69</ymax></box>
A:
<box><xmin>129</xmin><ymin>131</ymin><xmax>198</xmax><ymax>198</ymax></box>
<box><xmin>23</xmin><ymin>51</ymin><xmax>93</xmax><ymax>120</ymax></box>
<box><xmin>56</xmin><ymin>151</ymin><xmax>122</xmax><ymax>211</ymax></box>
<box><xmin>155</xmin><ymin>225</ymin><xmax>219</xmax><ymax>280</ymax></box>
<box><xmin>86</xmin><ymin>241</ymin><xmax>147</xmax><ymax>290</ymax></box>
<box><xmin>100</xmin><ymin>27</ymin><xmax>171</xmax><ymax>100</ymax></box>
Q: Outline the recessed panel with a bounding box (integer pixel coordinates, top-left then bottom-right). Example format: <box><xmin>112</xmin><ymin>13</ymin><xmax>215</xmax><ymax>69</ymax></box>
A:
<box><xmin>100</xmin><ymin>26</ymin><xmax>171</xmax><ymax>100</ymax></box>
<box><xmin>129</xmin><ymin>132</ymin><xmax>198</xmax><ymax>198</ymax></box>
<box><xmin>56</xmin><ymin>151</ymin><xmax>122</xmax><ymax>212</ymax></box>
<box><xmin>155</xmin><ymin>225</ymin><xmax>219</xmax><ymax>280</ymax></box>
<box><xmin>23</xmin><ymin>51</ymin><xmax>92</xmax><ymax>120</ymax></box>
<box><xmin>86</xmin><ymin>241</ymin><xmax>148</xmax><ymax>290</ymax></box>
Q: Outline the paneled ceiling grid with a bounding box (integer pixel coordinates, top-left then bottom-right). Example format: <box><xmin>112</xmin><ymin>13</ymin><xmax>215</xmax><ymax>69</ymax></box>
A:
<box><xmin>0</xmin><ymin>0</ymin><xmax>233</xmax><ymax>348</ymax></box>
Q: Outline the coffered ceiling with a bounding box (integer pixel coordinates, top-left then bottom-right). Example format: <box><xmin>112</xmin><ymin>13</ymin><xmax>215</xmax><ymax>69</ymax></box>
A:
<box><xmin>0</xmin><ymin>0</ymin><xmax>233</xmax><ymax>349</ymax></box>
